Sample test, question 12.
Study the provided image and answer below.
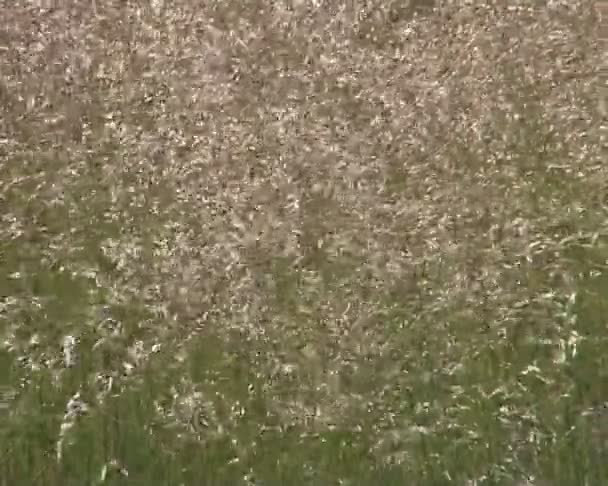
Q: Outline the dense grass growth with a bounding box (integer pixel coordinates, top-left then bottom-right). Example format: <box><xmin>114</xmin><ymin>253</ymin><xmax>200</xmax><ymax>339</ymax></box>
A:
<box><xmin>0</xmin><ymin>1</ymin><xmax>605</xmax><ymax>484</ymax></box>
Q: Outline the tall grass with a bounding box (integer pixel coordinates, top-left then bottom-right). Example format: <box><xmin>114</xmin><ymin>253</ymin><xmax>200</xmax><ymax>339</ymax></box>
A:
<box><xmin>0</xmin><ymin>1</ymin><xmax>605</xmax><ymax>484</ymax></box>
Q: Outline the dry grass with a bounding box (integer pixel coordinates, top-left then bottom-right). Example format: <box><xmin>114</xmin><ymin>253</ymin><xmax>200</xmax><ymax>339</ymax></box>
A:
<box><xmin>0</xmin><ymin>1</ymin><xmax>606</xmax><ymax>484</ymax></box>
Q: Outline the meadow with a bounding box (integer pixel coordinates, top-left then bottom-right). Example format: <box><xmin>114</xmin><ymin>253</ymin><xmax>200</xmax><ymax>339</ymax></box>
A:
<box><xmin>0</xmin><ymin>1</ymin><xmax>606</xmax><ymax>484</ymax></box>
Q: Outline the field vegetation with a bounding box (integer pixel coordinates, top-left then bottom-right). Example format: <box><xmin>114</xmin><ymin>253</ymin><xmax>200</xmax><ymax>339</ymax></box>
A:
<box><xmin>0</xmin><ymin>1</ymin><xmax>606</xmax><ymax>484</ymax></box>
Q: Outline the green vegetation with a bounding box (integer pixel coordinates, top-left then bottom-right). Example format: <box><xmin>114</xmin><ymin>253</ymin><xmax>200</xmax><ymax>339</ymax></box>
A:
<box><xmin>0</xmin><ymin>1</ymin><xmax>605</xmax><ymax>485</ymax></box>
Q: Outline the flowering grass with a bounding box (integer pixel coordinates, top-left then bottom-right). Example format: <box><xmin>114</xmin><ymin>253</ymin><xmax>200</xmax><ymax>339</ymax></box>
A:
<box><xmin>0</xmin><ymin>1</ymin><xmax>606</xmax><ymax>484</ymax></box>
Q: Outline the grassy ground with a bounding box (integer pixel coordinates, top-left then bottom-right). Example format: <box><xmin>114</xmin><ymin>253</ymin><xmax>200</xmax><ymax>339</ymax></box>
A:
<box><xmin>0</xmin><ymin>1</ymin><xmax>606</xmax><ymax>484</ymax></box>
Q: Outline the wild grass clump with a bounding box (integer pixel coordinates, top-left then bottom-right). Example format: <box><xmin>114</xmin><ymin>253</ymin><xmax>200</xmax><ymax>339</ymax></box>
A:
<box><xmin>0</xmin><ymin>1</ymin><xmax>605</xmax><ymax>484</ymax></box>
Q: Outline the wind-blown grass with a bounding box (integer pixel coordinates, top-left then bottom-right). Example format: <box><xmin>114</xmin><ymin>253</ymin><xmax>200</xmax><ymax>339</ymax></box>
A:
<box><xmin>0</xmin><ymin>1</ymin><xmax>606</xmax><ymax>484</ymax></box>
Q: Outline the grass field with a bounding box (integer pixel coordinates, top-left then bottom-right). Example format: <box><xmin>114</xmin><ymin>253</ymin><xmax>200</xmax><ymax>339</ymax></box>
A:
<box><xmin>0</xmin><ymin>1</ymin><xmax>606</xmax><ymax>484</ymax></box>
